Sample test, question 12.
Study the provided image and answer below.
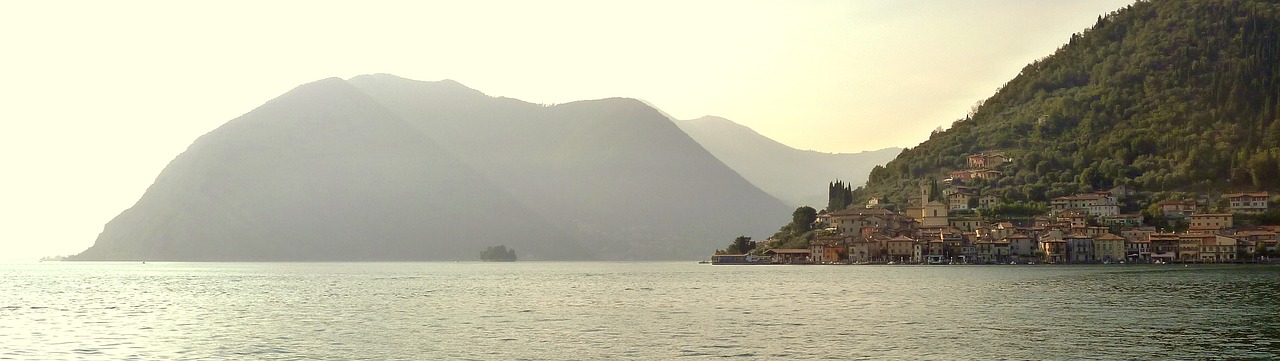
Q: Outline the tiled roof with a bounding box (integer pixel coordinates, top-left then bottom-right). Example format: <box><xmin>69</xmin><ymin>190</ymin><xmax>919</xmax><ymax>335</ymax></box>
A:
<box><xmin>1052</xmin><ymin>194</ymin><xmax>1108</xmax><ymax>201</ymax></box>
<box><xmin>1095</xmin><ymin>233</ymin><xmax>1125</xmax><ymax>241</ymax></box>
<box><xmin>1223</xmin><ymin>192</ymin><xmax>1269</xmax><ymax>198</ymax></box>
<box><xmin>1107</xmin><ymin>213</ymin><xmax>1143</xmax><ymax>219</ymax></box>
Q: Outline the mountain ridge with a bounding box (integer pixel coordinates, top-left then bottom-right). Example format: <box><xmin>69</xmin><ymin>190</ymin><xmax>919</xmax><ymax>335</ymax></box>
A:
<box><xmin>76</xmin><ymin>77</ymin><xmax>585</xmax><ymax>261</ymax></box>
<box><xmin>73</xmin><ymin>75</ymin><xmax>789</xmax><ymax>261</ymax></box>
<box><xmin>674</xmin><ymin>115</ymin><xmax>901</xmax><ymax>207</ymax></box>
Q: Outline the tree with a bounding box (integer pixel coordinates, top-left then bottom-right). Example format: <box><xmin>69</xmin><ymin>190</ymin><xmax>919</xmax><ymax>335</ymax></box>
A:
<box><xmin>855</xmin><ymin>0</ymin><xmax>1280</xmax><ymax>204</ymax></box>
<box><xmin>929</xmin><ymin>178</ymin><xmax>942</xmax><ymax>202</ymax></box>
<box><xmin>721</xmin><ymin>236</ymin><xmax>756</xmax><ymax>255</ymax></box>
<box><xmin>827</xmin><ymin>181</ymin><xmax>854</xmax><ymax>212</ymax></box>
<box><xmin>792</xmin><ymin>206</ymin><xmax>818</xmax><ymax>233</ymax></box>
<box><xmin>480</xmin><ymin>245</ymin><xmax>517</xmax><ymax>262</ymax></box>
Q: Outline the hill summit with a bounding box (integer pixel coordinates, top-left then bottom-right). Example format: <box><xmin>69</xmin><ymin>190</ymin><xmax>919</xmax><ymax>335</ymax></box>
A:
<box><xmin>858</xmin><ymin>0</ymin><xmax>1280</xmax><ymax>207</ymax></box>
<box><xmin>72</xmin><ymin>75</ymin><xmax>789</xmax><ymax>261</ymax></box>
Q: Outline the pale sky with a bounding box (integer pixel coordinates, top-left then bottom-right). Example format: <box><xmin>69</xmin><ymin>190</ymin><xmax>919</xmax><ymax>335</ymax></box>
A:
<box><xmin>0</xmin><ymin>0</ymin><xmax>1133</xmax><ymax>261</ymax></box>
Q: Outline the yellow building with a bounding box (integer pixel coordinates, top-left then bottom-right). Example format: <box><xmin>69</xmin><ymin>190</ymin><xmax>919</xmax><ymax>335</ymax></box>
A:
<box><xmin>886</xmin><ymin>236</ymin><xmax>916</xmax><ymax>263</ymax></box>
<box><xmin>922</xmin><ymin>201</ymin><xmax>949</xmax><ymax>227</ymax></box>
<box><xmin>1188</xmin><ymin>213</ymin><xmax>1233</xmax><ymax>232</ymax></box>
<box><xmin>1178</xmin><ymin>234</ymin><xmax>1213</xmax><ymax>261</ymax></box>
<box><xmin>1093</xmin><ymin>233</ymin><xmax>1127</xmax><ymax>263</ymax></box>
<box><xmin>1199</xmin><ymin>235</ymin><xmax>1239</xmax><ymax>262</ymax></box>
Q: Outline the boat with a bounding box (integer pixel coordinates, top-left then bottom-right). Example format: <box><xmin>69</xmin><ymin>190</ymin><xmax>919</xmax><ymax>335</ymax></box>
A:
<box><xmin>710</xmin><ymin>253</ymin><xmax>772</xmax><ymax>265</ymax></box>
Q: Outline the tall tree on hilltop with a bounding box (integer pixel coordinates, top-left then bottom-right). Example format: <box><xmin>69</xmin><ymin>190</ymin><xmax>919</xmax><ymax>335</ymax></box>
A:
<box><xmin>827</xmin><ymin>180</ymin><xmax>854</xmax><ymax>212</ymax></box>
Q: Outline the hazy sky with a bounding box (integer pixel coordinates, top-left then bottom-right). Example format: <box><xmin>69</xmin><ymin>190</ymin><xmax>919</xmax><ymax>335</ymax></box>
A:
<box><xmin>0</xmin><ymin>0</ymin><xmax>1134</xmax><ymax>261</ymax></box>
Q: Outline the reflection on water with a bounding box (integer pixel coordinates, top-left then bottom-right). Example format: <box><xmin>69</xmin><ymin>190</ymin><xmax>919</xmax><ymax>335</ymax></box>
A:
<box><xmin>2</xmin><ymin>262</ymin><xmax>1277</xmax><ymax>360</ymax></box>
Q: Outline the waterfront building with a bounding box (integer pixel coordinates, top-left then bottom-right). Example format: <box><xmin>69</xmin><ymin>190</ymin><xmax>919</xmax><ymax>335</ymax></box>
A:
<box><xmin>1005</xmin><ymin>233</ymin><xmax>1038</xmax><ymax>262</ymax></box>
<box><xmin>1041</xmin><ymin>236</ymin><xmax>1067</xmax><ymax>264</ymax></box>
<box><xmin>847</xmin><ymin>237</ymin><xmax>879</xmax><ymax>263</ymax></box>
<box><xmin>1065</xmin><ymin>234</ymin><xmax>1095</xmax><ymax>263</ymax></box>
<box><xmin>1094</xmin><ymin>233</ymin><xmax>1126</xmax><ymax>263</ymax></box>
<box><xmin>1235</xmin><ymin>230</ymin><xmax>1277</xmax><ymax>256</ymax></box>
<box><xmin>991</xmin><ymin>238</ymin><xmax>1011</xmax><ymax>264</ymax></box>
<box><xmin>1178</xmin><ymin>234</ymin><xmax>1214</xmax><ymax>262</ymax></box>
<box><xmin>765</xmin><ymin>249</ymin><xmax>812</xmax><ymax>264</ymax></box>
<box><xmin>1150</xmin><ymin>233</ymin><xmax>1180</xmax><ymax>262</ymax></box>
<box><xmin>810</xmin><ymin>235</ymin><xmax>845</xmax><ymax>264</ymax></box>
<box><xmin>912</xmin><ymin>241</ymin><xmax>924</xmax><ymax>263</ymax></box>
<box><xmin>1124</xmin><ymin>234</ymin><xmax>1151</xmax><ymax>262</ymax></box>
<box><xmin>975</xmin><ymin>238</ymin><xmax>996</xmax><ymax>264</ymax></box>
<box><xmin>886</xmin><ymin>236</ymin><xmax>916</xmax><ymax>263</ymax></box>
<box><xmin>1199</xmin><ymin>236</ymin><xmax>1238</xmax><ymax>262</ymax></box>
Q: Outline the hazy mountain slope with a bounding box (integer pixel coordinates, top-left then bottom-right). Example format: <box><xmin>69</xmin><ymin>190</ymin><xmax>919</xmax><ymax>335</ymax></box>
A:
<box><xmin>349</xmin><ymin>74</ymin><xmax>790</xmax><ymax>259</ymax></box>
<box><xmin>73</xmin><ymin>78</ymin><xmax>583</xmax><ymax>261</ymax></box>
<box><xmin>71</xmin><ymin>74</ymin><xmax>790</xmax><ymax>261</ymax></box>
<box><xmin>859</xmin><ymin>0</ymin><xmax>1280</xmax><ymax>206</ymax></box>
<box><xmin>675</xmin><ymin>116</ymin><xmax>901</xmax><ymax>207</ymax></box>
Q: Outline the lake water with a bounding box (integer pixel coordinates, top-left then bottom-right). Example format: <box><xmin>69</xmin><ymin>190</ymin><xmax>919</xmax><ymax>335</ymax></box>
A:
<box><xmin>2</xmin><ymin>262</ymin><xmax>1278</xmax><ymax>360</ymax></box>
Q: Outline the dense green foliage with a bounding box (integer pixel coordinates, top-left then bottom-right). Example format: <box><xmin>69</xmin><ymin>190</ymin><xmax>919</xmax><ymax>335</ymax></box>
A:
<box><xmin>860</xmin><ymin>0</ymin><xmax>1280</xmax><ymax>206</ymax></box>
<box><xmin>792</xmin><ymin>206</ymin><xmax>818</xmax><ymax>233</ymax></box>
<box><xmin>481</xmin><ymin>245</ymin><xmax>517</xmax><ymax>262</ymax></box>
<box><xmin>759</xmin><ymin>206</ymin><xmax>828</xmax><ymax>251</ymax></box>
<box><xmin>717</xmin><ymin>236</ymin><xmax>757</xmax><ymax>255</ymax></box>
<box><xmin>827</xmin><ymin>181</ymin><xmax>855</xmax><ymax>212</ymax></box>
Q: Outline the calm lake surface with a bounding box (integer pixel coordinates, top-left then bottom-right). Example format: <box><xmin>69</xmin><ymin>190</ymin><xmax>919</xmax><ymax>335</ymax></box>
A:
<box><xmin>2</xmin><ymin>262</ymin><xmax>1278</xmax><ymax>360</ymax></box>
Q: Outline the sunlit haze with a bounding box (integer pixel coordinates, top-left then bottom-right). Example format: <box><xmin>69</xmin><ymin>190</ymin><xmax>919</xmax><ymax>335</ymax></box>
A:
<box><xmin>0</xmin><ymin>0</ymin><xmax>1134</xmax><ymax>260</ymax></box>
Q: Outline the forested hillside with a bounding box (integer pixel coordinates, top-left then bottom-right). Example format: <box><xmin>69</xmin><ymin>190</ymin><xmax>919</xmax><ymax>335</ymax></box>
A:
<box><xmin>859</xmin><ymin>0</ymin><xmax>1280</xmax><ymax>207</ymax></box>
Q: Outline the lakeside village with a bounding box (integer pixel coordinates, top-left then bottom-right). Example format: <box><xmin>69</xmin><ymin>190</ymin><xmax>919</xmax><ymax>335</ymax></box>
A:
<box><xmin>712</xmin><ymin>153</ymin><xmax>1280</xmax><ymax>265</ymax></box>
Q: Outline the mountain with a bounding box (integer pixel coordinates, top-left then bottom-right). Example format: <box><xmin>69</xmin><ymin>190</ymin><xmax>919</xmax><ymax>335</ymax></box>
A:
<box><xmin>347</xmin><ymin>74</ymin><xmax>790</xmax><ymax>259</ymax></box>
<box><xmin>858</xmin><ymin>0</ymin><xmax>1280</xmax><ymax>207</ymax></box>
<box><xmin>674</xmin><ymin>116</ymin><xmax>900</xmax><ymax>207</ymax></box>
<box><xmin>73</xmin><ymin>75</ymin><xmax>789</xmax><ymax>261</ymax></box>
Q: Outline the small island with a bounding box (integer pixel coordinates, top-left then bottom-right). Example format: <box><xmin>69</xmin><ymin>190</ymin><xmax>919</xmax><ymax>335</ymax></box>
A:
<box><xmin>480</xmin><ymin>245</ymin><xmax>517</xmax><ymax>262</ymax></box>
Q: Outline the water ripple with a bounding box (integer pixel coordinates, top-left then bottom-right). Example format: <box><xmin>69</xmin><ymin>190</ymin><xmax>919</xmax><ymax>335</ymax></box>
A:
<box><xmin>1</xmin><ymin>262</ymin><xmax>1278</xmax><ymax>360</ymax></box>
